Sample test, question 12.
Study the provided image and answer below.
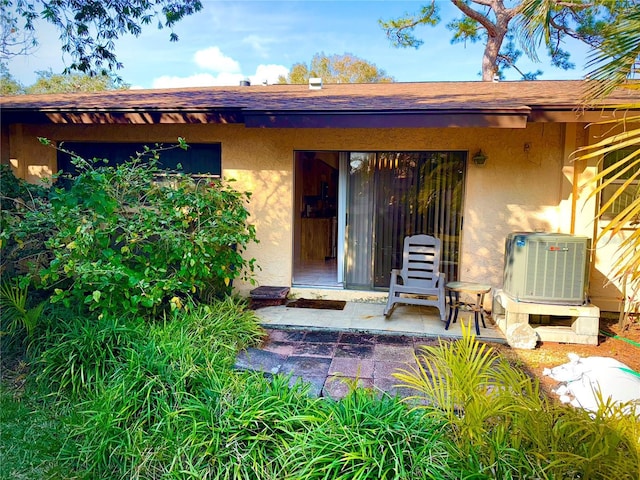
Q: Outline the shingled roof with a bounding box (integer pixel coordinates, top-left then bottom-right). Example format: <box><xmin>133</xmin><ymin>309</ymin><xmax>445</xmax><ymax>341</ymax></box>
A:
<box><xmin>2</xmin><ymin>80</ymin><xmax>639</xmax><ymax>129</ymax></box>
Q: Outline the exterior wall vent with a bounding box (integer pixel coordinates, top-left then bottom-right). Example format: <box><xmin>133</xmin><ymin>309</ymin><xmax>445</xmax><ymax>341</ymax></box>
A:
<box><xmin>502</xmin><ymin>232</ymin><xmax>591</xmax><ymax>305</ymax></box>
<box><xmin>309</xmin><ymin>77</ymin><xmax>322</xmax><ymax>90</ymax></box>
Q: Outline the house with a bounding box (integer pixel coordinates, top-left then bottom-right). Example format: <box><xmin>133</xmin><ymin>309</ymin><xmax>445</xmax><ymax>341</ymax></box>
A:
<box><xmin>2</xmin><ymin>80</ymin><xmax>639</xmax><ymax>314</ymax></box>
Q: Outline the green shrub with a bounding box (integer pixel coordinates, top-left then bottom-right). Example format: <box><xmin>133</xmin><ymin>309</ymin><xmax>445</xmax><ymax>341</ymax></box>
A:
<box><xmin>0</xmin><ymin>164</ymin><xmax>53</xmax><ymax>280</ymax></box>
<box><xmin>2</xmin><ymin>140</ymin><xmax>259</xmax><ymax>322</ymax></box>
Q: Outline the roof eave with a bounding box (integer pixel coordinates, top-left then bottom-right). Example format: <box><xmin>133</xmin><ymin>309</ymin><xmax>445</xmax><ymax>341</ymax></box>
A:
<box><xmin>0</xmin><ymin>109</ymin><xmax>244</xmax><ymax>125</ymax></box>
<box><xmin>528</xmin><ymin>106</ymin><xmax>640</xmax><ymax>123</ymax></box>
<box><xmin>244</xmin><ymin>109</ymin><xmax>531</xmax><ymax>129</ymax></box>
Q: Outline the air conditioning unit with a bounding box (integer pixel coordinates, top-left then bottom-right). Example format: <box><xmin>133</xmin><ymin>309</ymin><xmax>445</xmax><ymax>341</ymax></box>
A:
<box><xmin>503</xmin><ymin>232</ymin><xmax>591</xmax><ymax>305</ymax></box>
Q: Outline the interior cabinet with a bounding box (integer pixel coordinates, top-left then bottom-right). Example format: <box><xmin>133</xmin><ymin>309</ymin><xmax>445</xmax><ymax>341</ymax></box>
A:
<box><xmin>300</xmin><ymin>218</ymin><xmax>331</xmax><ymax>261</ymax></box>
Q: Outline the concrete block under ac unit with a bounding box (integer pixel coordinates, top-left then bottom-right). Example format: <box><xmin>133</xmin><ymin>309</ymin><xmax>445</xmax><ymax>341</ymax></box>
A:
<box><xmin>492</xmin><ymin>290</ymin><xmax>600</xmax><ymax>346</ymax></box>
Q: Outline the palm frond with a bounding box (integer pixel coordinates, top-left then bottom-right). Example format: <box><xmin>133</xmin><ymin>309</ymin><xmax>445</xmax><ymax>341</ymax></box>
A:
<box><xmin>574</xmin><ymin>103</ymin><xmax>640</xmax><ymax>308</ymax></box>
<box><xmin>574</xmin><ymin>130</ymin><xmax>640</xmax><ymax>162</ymax></box>
<box><xmin>516</xmin><ymin>0</ymin><xmax>553</xmax><ymax>63</ymax></box>
<box><xmin>583</xmin><ymin>9</ymin><xmax>640</xmax><ymax>102</ymax></box>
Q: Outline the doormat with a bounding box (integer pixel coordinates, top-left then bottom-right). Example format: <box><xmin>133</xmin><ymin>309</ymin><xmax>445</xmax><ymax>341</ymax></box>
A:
<box><xmin>286</xmin><ymin>298</ymin><xmax>346</xmax><ymax>310</ymax></box>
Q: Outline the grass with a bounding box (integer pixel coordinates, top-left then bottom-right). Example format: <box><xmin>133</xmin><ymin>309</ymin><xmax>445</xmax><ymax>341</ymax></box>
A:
<box><xmin>2</xmin><ymin>299</ymin><xmax>639</xmax><ymax>479</ymax></box>
<box><xmin>283</xmin><ymin>387</ymin><xmax>451</xmax><ymax>479</ymax></box>
<box><xmin>0</xmin><ymin>384</ymin><xmax>71</xmax><ymax>479</ymax></box>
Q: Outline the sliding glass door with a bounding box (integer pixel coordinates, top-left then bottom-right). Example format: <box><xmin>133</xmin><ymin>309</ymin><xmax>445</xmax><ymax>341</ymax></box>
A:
<box><xmin>345</xmin><ymin>151</ymin><xmax>466</xmax><ymax>289</ymax></box>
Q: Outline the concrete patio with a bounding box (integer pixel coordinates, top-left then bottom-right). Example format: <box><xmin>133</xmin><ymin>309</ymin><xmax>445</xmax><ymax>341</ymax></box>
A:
<box><xmin>253</xmin><ymin>300</ymin><xmax>507</xmax><ymax>344</ymax></box>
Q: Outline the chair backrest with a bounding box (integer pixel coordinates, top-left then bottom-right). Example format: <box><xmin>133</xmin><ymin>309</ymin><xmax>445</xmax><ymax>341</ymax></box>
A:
<box><xmin>400</xmin><ymin>234</ymin><xmax>441</xmax><ymax>288</ymax></box>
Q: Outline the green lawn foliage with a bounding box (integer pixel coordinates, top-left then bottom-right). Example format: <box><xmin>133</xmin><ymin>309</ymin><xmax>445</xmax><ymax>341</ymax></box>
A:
<box><xmin>3</xmin><ymin>302</ymin><xmax>639</xmax><ymax>479</ymax></box>
<box><xmin>1</xmin><ymin>305</ymin><xmax>639</xmax><ymax>478</ymax></box>
<box><xmin>0</xmin><ymin>383</ymin><xmax>72</xmax><ymax>480</ymax></box>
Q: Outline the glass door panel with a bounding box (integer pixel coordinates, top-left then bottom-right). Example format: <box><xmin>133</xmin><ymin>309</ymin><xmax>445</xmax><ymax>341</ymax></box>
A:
<box><xmin>344</xmin><ymin>152</ymin><xmax>376</xmax><ymax>288</ymax></box>
<box><xmin>345</xmin><ymin>151</ymin><xmax>466</xmax><ymax>289</ymax></box>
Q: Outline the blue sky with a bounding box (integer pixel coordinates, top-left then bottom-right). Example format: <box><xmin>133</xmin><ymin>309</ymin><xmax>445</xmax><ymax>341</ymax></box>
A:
<box><xmin>8</xmin><ymin>0</ymin><xmax>594</xmax><ymax>89</ymax></box>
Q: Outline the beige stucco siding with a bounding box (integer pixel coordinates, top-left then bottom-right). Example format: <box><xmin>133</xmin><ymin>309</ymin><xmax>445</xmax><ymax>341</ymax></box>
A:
<box><xmin>568</xmin><ymin>123</ymin><xmax>629</xmax><ymax>312</ymax></box>
<box><xmin>7</xmin><ymin>121</ymin><xmax>616</xmax><ymax>308</ymax></box>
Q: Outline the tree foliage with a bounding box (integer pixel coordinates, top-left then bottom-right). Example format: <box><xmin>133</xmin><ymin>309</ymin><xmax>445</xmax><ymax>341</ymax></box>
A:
<box><xmin>581</xmin><ymin>6</ymin><xmax>640</xmax><ymax>101</ymax></box>
<box><xmin>1</xmin><ymin>67</ymin><xmax>128</xmax><ymax>95</ymax></box>
<box><xmin>0</xmin><ymin>0</ymin><xmax>37</xmax><ymax>60</ymax></box>
<box><xmin>26</xmin><ymin>69</ymin><xmax>128</xmax><ymax>94</ymax></box>
<box><xmin>0</xmin><ymin>62</ymin><xmax>23</xmax><ymax>95</ymax></box>
<box><xmin>1</xmin><ymin>0</ymin><xmax>202</xmax><ymax>76</ymax></box>
<box><xmin>278</xmin><ymin>52</ymin><xmax>394</xmax><ymax>84</ymax></box>
<box><xmin>381</xmin><ymin>0</ymin><xmax>634</xmax><ymax>81</ymax></box>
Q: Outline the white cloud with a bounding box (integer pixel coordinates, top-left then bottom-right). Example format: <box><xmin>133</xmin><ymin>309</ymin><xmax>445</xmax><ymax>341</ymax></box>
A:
<box><xmin>150</xmin><ymin>62</ymin><xmax>289</xmax><ymax>89</ymax></box>
<box><xmin>242</xmin><ymin>34</ymin><xmax>273</xmax><ymax>58</ymax></box>
<box><xmin>249</xmin><ymin>64</ymin><xmax>289</xmax><ymax>85</ymax></box>
<box><xmin>151</xmin><ymin>72</ymin><xmax>246</xmax><ymax>88</ymax></box>
<box><xmin>147</xmin><ymin>43</ymin><xmax>290</xmax><ymax>89</ymax></box>
<box><xmin>193</xmin><ymin>46</ymin><xmax>241</xmax><ymax>73</ymax></box>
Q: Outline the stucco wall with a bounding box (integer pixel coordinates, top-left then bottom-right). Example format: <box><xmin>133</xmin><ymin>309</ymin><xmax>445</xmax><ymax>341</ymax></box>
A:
<box><xmin>567</xmin><ymin>122</ymin><xmax>629</xmax><ymax>312</ymax></box>
<box><xmin>8</xmin><ymin>121</ymin><xmax>614</xmax><ymax>307</ymax></box>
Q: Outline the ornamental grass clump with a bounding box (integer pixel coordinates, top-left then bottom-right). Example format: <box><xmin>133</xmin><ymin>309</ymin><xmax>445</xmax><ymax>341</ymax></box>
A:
<box><xmin>37</xmin><ymin>313</ymin><xmax>145</xmax><ymax>400</ymax></box>
<box><xmin>57</xmin><ymin>298</ymin><xmax>266</xmax><ymax>478</ymax></box>
<box><xmin>283</xmin><ymin>387</ymin><xmax>452</xmax><ymax>479</ymax></box>
<box><xmin>395</xmin><ymin>323</ymin><xmax>640</xmax><ymax>479</ymax></box>
<box><xmin>187</xmin><ymin>373</ymin><xmax>321</xmax><ymax>479</ymax></box>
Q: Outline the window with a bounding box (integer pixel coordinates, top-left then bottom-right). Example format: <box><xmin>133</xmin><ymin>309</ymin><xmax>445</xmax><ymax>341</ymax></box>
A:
<box><xmin>56</xmin><ymin>142</ymin><xmax>222</xmax><ymax>178</ymax></box>
<box><xmin>600</xmin><ymin>147</ymin><xmax>640</xmax><ymax>222</ymax></box>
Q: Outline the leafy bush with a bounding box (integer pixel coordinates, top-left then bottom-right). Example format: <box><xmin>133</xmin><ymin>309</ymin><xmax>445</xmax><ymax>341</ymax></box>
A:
<box><xmin>0</xmin><ymin>164</ymin><xmax>53</xmax><ymax>280</ymax></box>
<box><xmin>0</xmin><ymin>164</ymin><xmax>48</xmax><ymax>212</ymax></box>
<box><xmin>2</xmin><ymin>140</ymin><xmax>259</xmax><ymax>321</ymax></box>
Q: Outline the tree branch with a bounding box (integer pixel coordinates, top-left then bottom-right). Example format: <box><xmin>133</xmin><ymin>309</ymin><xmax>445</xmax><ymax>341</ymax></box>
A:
<box><xmin>452</xmin><ymin>0</ymin><xmax>498</xmax><ymax>36</ymax></box>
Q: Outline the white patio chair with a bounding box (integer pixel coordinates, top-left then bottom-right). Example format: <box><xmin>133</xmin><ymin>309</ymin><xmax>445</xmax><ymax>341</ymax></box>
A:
<box><xmin>383</xmin><ymin>234</ymin><xmax>446</xmax><ymax>321</ymax></box>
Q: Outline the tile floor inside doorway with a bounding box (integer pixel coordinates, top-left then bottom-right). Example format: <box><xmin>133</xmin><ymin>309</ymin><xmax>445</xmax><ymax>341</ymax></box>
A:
<box><xmin>292</xmin><ymin>258</ymin><xmax>340</xmax><ymax>287</ymax></box>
